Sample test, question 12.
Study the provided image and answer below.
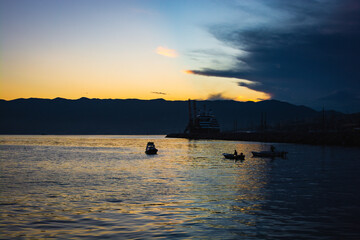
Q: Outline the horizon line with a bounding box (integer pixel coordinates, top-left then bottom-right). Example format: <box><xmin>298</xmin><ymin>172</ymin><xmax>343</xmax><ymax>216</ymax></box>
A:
<box><xmin>0</xmin><ymin>96</ymin><xmax>274</xmax><ymax>103</ymax></box>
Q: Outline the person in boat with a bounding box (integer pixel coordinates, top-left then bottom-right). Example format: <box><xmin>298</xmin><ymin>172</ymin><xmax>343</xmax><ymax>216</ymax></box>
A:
<box><xmin>270</xmin><ymin>145</ymin><xmax>275</xmax><ymax>152</ymax></box>
<box><xmin>239</xmin><ymin>152</ymin><xmax>244</xmax><ymax>158</ymax></box>
<box><xmin>234</xmin><ymin>150</ymin><xmax>237</xmax><ymax>156</ymax></box>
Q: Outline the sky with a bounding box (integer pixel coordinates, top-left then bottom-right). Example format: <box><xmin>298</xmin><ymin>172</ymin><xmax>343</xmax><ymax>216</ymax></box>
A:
<box><xmin>1</xmin><ymin>0</ymin><xmax>359</xmax><ymax>112</ymax></box>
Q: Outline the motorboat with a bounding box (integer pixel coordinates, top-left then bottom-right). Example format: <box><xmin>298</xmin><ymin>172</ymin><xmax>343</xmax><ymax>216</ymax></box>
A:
<box><xmin>223</xmin><ymin>153</ymin><xmax>245</xmax><ymax>160</ymax></box>
<box><xmin>145</xmin><ymin>142</ymin><xmax>158</xmax><ymax>155</ymax></box>
<box><xmin>251</xmin><ymin>151</ymin><xmax>287</xmax><ymax>158</ymax></box>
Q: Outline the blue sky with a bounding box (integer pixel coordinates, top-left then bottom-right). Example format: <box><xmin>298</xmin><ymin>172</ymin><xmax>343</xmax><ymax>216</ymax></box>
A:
<box><xmin>1</xmin><ymin>0</ymin><xmax>359</xmax><ymax>112</ymax></box>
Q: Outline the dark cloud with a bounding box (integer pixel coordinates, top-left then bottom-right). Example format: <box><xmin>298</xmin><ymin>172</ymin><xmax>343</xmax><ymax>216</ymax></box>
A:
<box><xmin>237</xmin><ymin>81</ymin><xmax>253</xmax><ymax>88</ymax></box>
<box><xmin>191</xmin><ymin>0</ymin><xmax>360</xmax><ymax>112</ymax></box>
<box><xmin>316</xmin><ymin>89</ymin><xmax>360</xmax><ymax>113</ymax></box>
<box><xmin>192</xmin><ymin>69</ymin><xmax>249</xmax><ymax>79</ymax></box>
<box><xmin>237</xmin><ymin>80</ymin><xmax>261</xmax><ymax>90</ymax></box>
<box><xmin>207</xmin><ymin>92</ymin><xmax>234</xmax><ymax>101</ymax></box>
<box><xmin>151</xmin><ymin>91</ymin><xmax>167</xmax><ymax>95</ymax></box>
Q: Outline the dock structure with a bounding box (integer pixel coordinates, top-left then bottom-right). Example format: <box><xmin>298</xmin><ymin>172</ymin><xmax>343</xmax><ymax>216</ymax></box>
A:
<box><xmin>166</xmin><ymin>99</ymin><xmax>360</xmax><ymax>147</ymax></box>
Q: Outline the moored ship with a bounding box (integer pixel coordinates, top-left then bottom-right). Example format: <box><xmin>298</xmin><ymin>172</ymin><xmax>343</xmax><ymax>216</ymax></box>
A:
<box><xmin>184</xmin><ymin>99</ymin><xmax>220</xmax><ymax>134</ymax></box>
<box><xmin>166</xmin><ymin>99</ymin><xmax>221</xmax><ymax>139</ymax></box>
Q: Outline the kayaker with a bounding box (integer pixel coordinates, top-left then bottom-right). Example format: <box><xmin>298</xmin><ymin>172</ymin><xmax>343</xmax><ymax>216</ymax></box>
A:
<box><xmin>234</xmin><ymin>150</ymin><xmax>237</xmax><ymax>156</ymax></box>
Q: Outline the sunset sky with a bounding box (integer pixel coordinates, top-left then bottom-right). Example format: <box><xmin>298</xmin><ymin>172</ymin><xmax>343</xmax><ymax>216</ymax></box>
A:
<box><xmin>1</xmin><ymin>0</ymin><xmax>359</xmax><ymax>112</ymax></box>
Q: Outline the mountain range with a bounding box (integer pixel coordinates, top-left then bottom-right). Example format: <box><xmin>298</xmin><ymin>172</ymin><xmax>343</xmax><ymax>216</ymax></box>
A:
<box><xmin>0</xmin><ymin>97</ymin><xmax>357</xmax><ymax>134</ymax></box>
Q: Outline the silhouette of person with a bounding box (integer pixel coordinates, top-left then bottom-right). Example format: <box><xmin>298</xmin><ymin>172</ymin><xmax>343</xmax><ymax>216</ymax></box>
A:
<box><xmin>234</xmin><ymin>150</ymin><xmax>237</xmax><ymax>156</ymax></box>
<box><xmin>270</xmin><ymin>145</ymin><xmax>275</xmax><ymax>152</ymax></box>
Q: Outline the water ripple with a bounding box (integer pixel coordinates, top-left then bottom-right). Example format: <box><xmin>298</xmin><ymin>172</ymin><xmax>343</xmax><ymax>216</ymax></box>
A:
<box><xmin>1</xmin><ymin>136</ymin><xmax>360</xmax><ymax>239</ymax></box>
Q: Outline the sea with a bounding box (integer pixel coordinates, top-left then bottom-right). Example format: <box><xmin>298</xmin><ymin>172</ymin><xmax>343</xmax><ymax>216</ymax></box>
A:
<box><xmin>1</xmin><ymin>135</ymin><xmax>360</xmax><ymax>239</ymax></box>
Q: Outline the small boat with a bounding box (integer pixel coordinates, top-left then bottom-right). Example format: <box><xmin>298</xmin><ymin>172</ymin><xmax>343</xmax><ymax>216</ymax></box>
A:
<box><xmin>251</xmin><ymin>151</ymin><xmax>287</xmax><ymax>158</ymax></box>
<box><xmin>223</xmin><ymin>153</ymin><xmax>245</xmax><ymax>160</ymax></box>
<box><xmin>145</xmin><ymin>142</ymin><xmax>158</xmax><ymax>155</ymax></box>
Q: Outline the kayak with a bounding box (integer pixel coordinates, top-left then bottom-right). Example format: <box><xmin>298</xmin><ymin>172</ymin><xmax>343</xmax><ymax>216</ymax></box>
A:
<box><xmin>223</xmin><ymin>153</ymin><xmax>245</xmax><ymax>160</ymax></box>
<box><xmin>251</xmin><ymin>151</ymin><xmax>287</xmax><ymax>158</ymax></box>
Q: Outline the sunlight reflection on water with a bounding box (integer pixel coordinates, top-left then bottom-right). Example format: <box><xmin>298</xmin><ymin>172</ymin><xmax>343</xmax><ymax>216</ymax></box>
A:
<box><xmin>1</xmin><ymin>135</ymin><xmax>360</xmax><ymax>239</ymax></box>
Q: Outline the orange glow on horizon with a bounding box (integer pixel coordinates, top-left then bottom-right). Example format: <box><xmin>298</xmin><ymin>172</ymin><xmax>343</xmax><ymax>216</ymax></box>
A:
<box><xmin>234</xmin><ymin>93</ymin><xmax>271</xmax><ymax>102</ymax></box>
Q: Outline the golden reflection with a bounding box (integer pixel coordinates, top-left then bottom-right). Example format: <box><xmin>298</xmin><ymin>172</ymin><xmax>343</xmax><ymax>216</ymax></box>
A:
<box><xmin>0</xmin><ymin>136</ymin><xmax>275</xmax><ymax>238</ymax></box>
<box><xmin>180</xmin><ymin>140</ymin><xmax>272</xmax><ymax>228</ymax></box>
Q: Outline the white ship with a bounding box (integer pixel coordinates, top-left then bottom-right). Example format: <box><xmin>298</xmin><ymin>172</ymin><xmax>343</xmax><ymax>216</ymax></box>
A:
<box><xmin>184</xmin><ymin>100</ymin><xmax>220</xmax><ymax>134</ymax></box>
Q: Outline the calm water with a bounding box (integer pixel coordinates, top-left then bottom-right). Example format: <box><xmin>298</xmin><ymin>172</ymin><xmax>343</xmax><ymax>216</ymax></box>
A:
<box><xmin>1</xmin><ymin>135</ymin><xmax>360</xmax><ymax>239</ymax></box>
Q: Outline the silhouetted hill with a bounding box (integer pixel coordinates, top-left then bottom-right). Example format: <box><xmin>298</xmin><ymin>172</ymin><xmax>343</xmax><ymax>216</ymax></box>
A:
<box><xmin>0</xmin><ymin>98</ymin><xmax>354</xmax><ymax>134</ymax></box>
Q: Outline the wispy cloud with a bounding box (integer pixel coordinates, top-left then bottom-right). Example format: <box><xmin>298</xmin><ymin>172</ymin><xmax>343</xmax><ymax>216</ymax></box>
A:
<box><xmin>151</xmin><ymin>91</ymin><xmax>167</xmax><ymax>95</ymax></box>
<box><xmin>183</xmin><ymin>70</ymin><xmax>194</xmax><ymax>74</ymax></box>
<box><xmin>237</xmin><ymin>79</ymin><xmax>260</xmax><ymax>88</ymax></box>
<box><xmin>207</xmin><ymin>92</ymin><xmax>234</xmax><ymax>100</ymax></box>
<box><xmin>156</xmin><ymin>46</ymin><xmax>178</xmax><ymax>58</ymax></box>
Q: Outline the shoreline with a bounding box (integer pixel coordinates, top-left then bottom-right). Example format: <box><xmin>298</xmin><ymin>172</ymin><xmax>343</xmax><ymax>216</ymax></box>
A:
<box><xmin>166</xmin><ymin>131</ymin><xmax>360</xmax><ymax>147</ymax></box>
